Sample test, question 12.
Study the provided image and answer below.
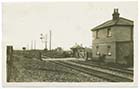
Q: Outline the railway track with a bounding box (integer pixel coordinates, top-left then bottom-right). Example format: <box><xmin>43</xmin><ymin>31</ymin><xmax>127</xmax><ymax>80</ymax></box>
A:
<box><xmin>72</xmin><ymin>60</ymin><xmax>133</xmax><ymax>75</ymax></box>
<box><xmin>52</xmin><ymin>61</ymin><xmax>133</xmax><ymax>82</ymax></box>
<box><xmin>67</xmin><ymin>61</ymin><xmax>133</xmax><ymax>80</ymax></box>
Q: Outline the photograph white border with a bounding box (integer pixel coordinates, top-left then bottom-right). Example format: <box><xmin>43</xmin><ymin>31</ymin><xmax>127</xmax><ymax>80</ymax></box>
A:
<box><xmin>0</xmin><ymin>0</ymin><xmax>139</xmax><ymax>88</ymax></box>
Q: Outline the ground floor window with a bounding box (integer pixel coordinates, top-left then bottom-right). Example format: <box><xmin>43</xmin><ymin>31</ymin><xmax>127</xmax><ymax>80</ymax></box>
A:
<box><xmin>96</xmin><ymin>45</ymin><xmax>100</xmax><ymax>55</ymax></box>
<box><xmin>107</xmin><ymin>45</ymin><xmax>111</xmax><ymax>56</ymax></box>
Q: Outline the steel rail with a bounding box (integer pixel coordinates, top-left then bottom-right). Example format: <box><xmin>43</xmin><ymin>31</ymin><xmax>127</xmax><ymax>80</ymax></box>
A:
<box><xmin>72</xmin><ymin>61</ymin><xmax>133</xmax><ymax>75</ymax></box>
<box><xmin>53</xmin><ymin>61</ymin><xmax>133</xmax><ymax>82</ymax></box>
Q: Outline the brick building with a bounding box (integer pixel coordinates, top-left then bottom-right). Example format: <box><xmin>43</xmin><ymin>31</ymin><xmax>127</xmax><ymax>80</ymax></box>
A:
<box><xmin>91</xmin><ymin>9</ymin><xmax>133</xmax><ymax>66</ymax></box>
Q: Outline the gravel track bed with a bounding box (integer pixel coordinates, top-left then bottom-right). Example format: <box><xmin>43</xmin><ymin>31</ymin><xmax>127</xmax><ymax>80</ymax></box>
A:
<box><xmin>65</xmin><ymin>61</ymin><xmax>133</xmax><ymax>80</ymax></box>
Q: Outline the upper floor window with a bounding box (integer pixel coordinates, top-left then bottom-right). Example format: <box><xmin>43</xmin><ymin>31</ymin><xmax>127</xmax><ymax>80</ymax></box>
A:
<box><xmin>96</xmin><ymin>30</ymin><xmax>99</xmax><ymax>39</ymax></box>
<box><xmin>107</xmin><ymin>28</ymin><xmax>112</xmax><ymax>37</ymax></box>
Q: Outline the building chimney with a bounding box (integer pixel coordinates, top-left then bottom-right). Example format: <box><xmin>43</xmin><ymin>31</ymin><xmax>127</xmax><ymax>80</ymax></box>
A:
<box><xmin>112</xmin><ymin>9</ymin><xmax>120</xmax><ymax>20</ymax></box>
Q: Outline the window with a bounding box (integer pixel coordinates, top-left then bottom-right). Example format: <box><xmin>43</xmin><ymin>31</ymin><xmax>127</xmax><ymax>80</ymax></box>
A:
<box><xmin>107</xmin><ymin>28</ymin><xmax>112</xmax><ymax>37</ymax></box>
<box><xmin>108</xmin><ymin>52</ymin><xmax>112</xmax><ymax>56</ymax></box>
<box><xmin>96</xmin><ymin>45</ymin><xmax>100</xmax><ymax>55</ymax></box>
<box><xmin>107</xmin><ymin>45</ymin><xmax>111</xmax><ymax>56</ymax></box>
<box><xmin>96</xmin><ymin>30</ymin><xmax>99</xmax><ymax>39</ymax></box>
<box><xmin>96</xmin><ymin>51</ymin><xmax>100</xmax><ymax>55</ymax></box>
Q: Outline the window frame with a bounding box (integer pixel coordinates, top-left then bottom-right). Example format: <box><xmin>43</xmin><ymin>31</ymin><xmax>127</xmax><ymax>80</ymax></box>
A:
<box><xmin>96</xmin><ymin>45</ymin><xmax>100</xmax><ymax>55</ymax></box>
<box><xmin>107</xmin><ymin>45</ymin><xmax>111</xmax><ymax>56</ymax></box>
<box><xmin>107</xmin><ymin>28</ymin><xmax>112</xmax><ymax>37</ymax></box>
<box><xmin>96</xmin><ymin>30</ymin><xmax>99</xmax><ymax>39</ymax></box>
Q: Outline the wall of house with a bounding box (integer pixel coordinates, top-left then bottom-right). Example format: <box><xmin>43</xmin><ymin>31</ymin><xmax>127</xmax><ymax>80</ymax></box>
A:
<box><xmin>92</xmin><ymin>25</ymin><xmax>133</xmax><ymax>63</ymax></box>
<box><xmin>92</xmin><ymin>42</ymin><xmax>116</xmax><ymax>62</ymax></box>
<box><xmin>92</xmin><ymin>27</ymin><xmax>115</xmax><ymax>44</ymax></box>
<box><xmin>113</xmin><ymin>26</ymin><xmax>133</xmax><ymax>41</ymax></box>
<box><xmin>92</xmin><ymin>25</ymin><xmax>132</xmax><ymax>44</ymax></box>
<box><xmin>116</xmin><ymin>41</ymin><xmax>133</xmax><ymax>66</ymax></box>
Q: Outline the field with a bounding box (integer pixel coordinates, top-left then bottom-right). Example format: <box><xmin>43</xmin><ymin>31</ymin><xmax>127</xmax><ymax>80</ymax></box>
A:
<box><xmin>8</xmin><ymin>54</ymin><xmax>106</xmax><ymax>82</ymax></box>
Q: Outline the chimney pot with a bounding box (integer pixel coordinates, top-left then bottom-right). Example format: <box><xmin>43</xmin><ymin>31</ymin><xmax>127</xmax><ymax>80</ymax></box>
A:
<box><xmin>112</xmin><ymin>8</ymin><xmax>120</xmax><ymax>20</ymax></box>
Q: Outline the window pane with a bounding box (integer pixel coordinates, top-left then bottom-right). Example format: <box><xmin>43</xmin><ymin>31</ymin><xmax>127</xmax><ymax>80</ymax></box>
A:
<box><xmin>96</xmin><ymin>30</ymin><xmax>99</xmax><ymax>38</ymax></box>
<box><xmin>107</xmin><ymin>28</ymin><xmax>112</xmax><ymax>37</ymax></box>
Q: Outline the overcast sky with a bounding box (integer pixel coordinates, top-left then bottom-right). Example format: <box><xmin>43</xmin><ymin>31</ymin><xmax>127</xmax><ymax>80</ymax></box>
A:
<box><xmin>2</xmin><ymin>2</ymin><xmax>137</xmax><ymax>50</ymax></box>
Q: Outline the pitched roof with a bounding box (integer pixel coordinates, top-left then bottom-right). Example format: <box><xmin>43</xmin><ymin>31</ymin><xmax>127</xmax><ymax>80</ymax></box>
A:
<box><xmin>91</xmin><ymin>17</ymin><xmax>133</xmax><ymax>31</ymax></box>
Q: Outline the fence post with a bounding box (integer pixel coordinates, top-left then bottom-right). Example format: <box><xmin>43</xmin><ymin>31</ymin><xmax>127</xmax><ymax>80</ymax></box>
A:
<box><xmin>7</xmin><ymin>46</ymin><xmax>13</xmax><ymax>82</ymax></box>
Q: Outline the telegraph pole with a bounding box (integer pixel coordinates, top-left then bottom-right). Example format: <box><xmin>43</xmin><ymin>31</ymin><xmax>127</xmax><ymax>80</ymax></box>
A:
<box><xmin>34</xmin><ymin>40</ymin><xmax>36</xmax><ymax>50</ymax></box>
<box><xmin>45</xmin><ymin>34</ymin><xmax>47</xmax><ymax>50</ymax></box>
<box><xmin>31</xmin><ymin>40</ymin><xmax>33</xmax><ymax>50</ymax></box>
<box><xmin>49</xmin><ymin>30</ymin><xmax>52</xmax><ymax>50</ymax></box>
<box><xmin>40</xmin><ymin>33</ymin><xmax>47</xmax><ymax>50</ymax></box>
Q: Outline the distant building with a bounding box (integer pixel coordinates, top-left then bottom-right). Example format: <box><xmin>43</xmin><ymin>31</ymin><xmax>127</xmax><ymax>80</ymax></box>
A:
<box><xmin>91</xmin><ymin>9</ymin><xmax>133</xmax><ymax>66</ymax></box>
<box><xmin>71</xmin><ymin>44</ymin><xmax>92</xmax><ymax>60</ymax></box>
<box><xmin>71</xmin><ymin>44</ymin><xmax>85</xmax><ymax>58</ymax></box>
